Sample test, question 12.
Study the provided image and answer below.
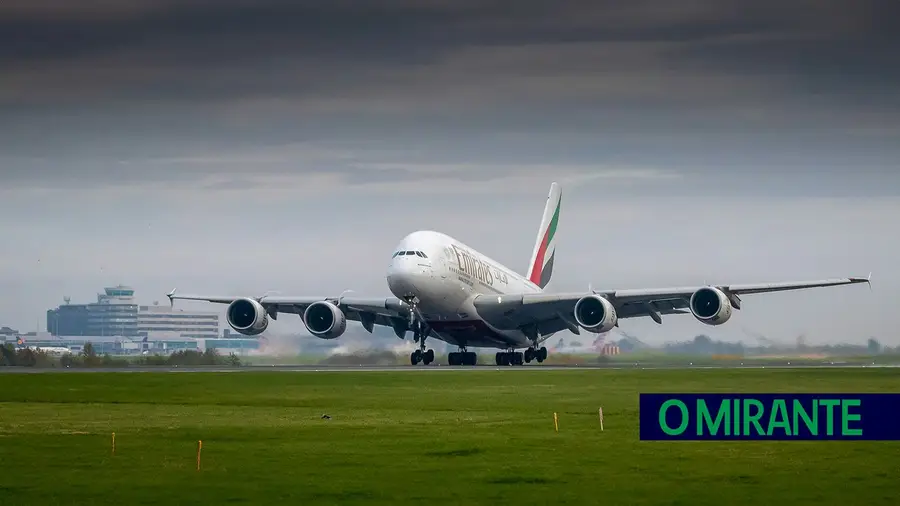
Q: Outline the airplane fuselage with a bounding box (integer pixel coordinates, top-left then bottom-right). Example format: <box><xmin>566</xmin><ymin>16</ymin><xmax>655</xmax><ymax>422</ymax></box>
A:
<box><xmin>386</xmin><ymin>230</ymin><xmax>549</xmax><ymax>349</ymax></box>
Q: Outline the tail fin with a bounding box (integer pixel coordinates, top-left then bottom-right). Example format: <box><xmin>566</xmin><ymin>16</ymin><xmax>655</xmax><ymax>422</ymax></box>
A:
<box><xmin>525</xmin><ymin>182</ymin><xmax>562</xmax><ymax>289</ymax></box>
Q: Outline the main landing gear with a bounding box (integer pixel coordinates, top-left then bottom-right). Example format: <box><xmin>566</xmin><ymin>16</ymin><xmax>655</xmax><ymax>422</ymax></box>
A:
<box><xmin>495</xmin><ymin>347</ymin><xmax>548</xmax><ymax>366</ymax></box>
<box><xmin>448</xmin><ymin>348</ymin><xmax>477</xmax><ymax>366</ymax></box>
<box><xmin>524</xmin><ymin>346</ymin><xmax>548</xmax><ymax>364</ymax></box>
<box><xmin>495</xmin><ymin>351</ymin><xmax>523</xmax><ymax>366</ymax></box>
<box><xmin>411</xmin><ymin>347</ymin><xmax>434</xmax><ymax>366</ymax></box>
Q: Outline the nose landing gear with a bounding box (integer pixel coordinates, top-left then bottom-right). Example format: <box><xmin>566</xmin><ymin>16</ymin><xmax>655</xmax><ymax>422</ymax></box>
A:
<box><xmin>406</xmin><ymin>299</ymin><xmax>435</xmax><ymax>366</ymax></box>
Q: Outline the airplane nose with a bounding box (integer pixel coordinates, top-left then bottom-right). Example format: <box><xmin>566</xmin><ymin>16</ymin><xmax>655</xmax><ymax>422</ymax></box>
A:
<box><xmin>387</xmin><ymin>258</ymin><xmax>431</xmax><ymax>299</ymax></box>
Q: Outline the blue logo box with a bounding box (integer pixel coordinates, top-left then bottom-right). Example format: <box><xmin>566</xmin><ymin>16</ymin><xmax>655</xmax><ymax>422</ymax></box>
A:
<box><xmin>639</xmin><ymin>393</ymin><xmax>900</xmax><ymax>440</ymax></box>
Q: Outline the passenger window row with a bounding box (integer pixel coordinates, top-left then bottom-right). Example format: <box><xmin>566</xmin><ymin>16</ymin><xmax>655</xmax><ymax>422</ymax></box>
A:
<box><xmin>392</xmin><ymin>250</ymin><xmax>428</xmax><ymax>258</ymax></box>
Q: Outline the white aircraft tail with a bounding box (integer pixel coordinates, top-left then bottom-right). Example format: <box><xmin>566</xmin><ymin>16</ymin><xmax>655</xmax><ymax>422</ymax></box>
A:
<box><xmin>525</xmin><ymin>182</ymin><xmax>561</xmax><ymax>289</ymax></box>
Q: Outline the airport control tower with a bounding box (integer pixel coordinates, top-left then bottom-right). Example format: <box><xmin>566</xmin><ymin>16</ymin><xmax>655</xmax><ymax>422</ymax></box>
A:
<box><xmin>47</xmin><ymin>285</ymin><xmax>140</xmax><ymax>337</ymax></box>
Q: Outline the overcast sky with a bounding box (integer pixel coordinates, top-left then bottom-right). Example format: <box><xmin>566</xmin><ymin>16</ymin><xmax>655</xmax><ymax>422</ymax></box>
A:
<box><xmin>1</xmin><ymin>0</ymin><xmax>897</xmax><ymax>345</ymax></box>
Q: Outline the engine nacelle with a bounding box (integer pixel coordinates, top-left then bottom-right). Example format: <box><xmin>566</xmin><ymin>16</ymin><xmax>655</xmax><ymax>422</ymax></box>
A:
<box><xmin>573</xmin><ymin>294</ymin><xmax>618</xmax><ymax>333</ymax></box>
<box><xmin>303</xmin><ymin>301</ymin><xmax>347</xmax><ymax>340</ymax></box>
<box><xmin>226</xmin><ymin>297</ymin><xmax>269</xmax><ymax>336</ymax></box>
<box><xmin>689</xmin><ymin>287</ymin><xmax>733</xmax><ymax>326</ymax></box>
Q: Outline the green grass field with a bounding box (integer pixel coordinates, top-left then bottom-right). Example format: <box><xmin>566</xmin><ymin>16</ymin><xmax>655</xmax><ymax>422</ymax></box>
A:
<box><xmin>1</xmin><ymin>368</ymin><xmax>898</xmax><ymax>505</ymax></box>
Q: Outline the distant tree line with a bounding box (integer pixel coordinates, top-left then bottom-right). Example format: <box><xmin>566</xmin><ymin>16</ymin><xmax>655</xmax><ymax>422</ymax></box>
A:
<box><xmin>656</xmin><ymin>335</ymin><xmax>895</xmax><ymax>357</ymax></box>
<box><xmin>133</xmin><ymin>348</ymin><xmax>241</xmax><ymax>367</ymax></box>
<box><xmin>1</xmin><ymin>344</ymin><xmax>55</xmax><ymax>367</ymax></box>
<box><xmin>663</xmin><ymin>335</ymin><xmax>746</xmax><ymax>356</ymax></box>
<box><xmin>0</xmin><ymin>342</ymin><xmax>242</xmax><ymax>368</ymax></box>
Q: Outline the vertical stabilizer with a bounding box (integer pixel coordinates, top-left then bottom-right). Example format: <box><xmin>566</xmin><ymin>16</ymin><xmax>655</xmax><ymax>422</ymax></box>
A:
<box><xmin>525</xmin><ymin>182</ymin><xmax>561</xmax><ymax>289</ymax></box>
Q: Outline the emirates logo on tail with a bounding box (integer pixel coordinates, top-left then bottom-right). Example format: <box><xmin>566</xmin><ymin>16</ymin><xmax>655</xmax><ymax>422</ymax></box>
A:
<box><xmin>527</xmin><ymin>183</ymin><xmax>561</xmax><ymax>289</ymax></box>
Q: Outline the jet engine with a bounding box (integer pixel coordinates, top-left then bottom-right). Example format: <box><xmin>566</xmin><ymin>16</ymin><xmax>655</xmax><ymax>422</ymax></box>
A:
<box><xmin>302</xmin><ymin>301</ymin><xmax>347</xmax><ymax>340</ymax></box>
<box><xmin>689</xmin><ymin>287</ymin><xmax>733</xmax><ymax>326</ymax></box>
<box><xmin>573</xmin><ymin>294</ymin><xmax>618</xmax><ymax>333</ymax></box>
<box><xmin>226</xmin><ymin>297</ymin><xmax>269</xmax><ymax>336</ymax></box>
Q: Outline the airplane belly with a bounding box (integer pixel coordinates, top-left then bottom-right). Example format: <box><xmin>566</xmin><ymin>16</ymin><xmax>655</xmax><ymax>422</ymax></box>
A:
<box><xmin>426</xmin><ymin>319</ymin><xmax>530</xmax><ymax>350</ymax></box>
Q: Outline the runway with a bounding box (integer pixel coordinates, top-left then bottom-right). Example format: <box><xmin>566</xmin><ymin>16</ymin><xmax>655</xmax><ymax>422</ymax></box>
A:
<box><xmin>1</xmin><ymin>363</ymin><xmax>898</xmax><ymax>373</ymax></box>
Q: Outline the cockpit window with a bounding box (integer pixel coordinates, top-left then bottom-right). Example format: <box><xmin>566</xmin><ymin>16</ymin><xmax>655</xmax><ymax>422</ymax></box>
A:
<box><xmin>394</xmin><ymin>250</ymin><xmax>427</xmax><ymax>258</ymax></box>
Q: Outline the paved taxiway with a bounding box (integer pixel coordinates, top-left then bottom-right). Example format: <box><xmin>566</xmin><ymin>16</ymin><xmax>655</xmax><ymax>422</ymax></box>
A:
<box><xmin>1</xmin><ymin>363</ymin><xmax>898</xmax><ymax>373</ymax></box>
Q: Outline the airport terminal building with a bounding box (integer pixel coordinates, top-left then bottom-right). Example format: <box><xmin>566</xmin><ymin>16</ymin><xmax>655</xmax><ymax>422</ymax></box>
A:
<box><xmin>38</xmin><ymin>285</ymin><xmax>261</xmax><ymax>355</ymax></box>
<box><xmin>47</xmin><ymin>285</ymin><xmax>140</xmax><ymax>338</ymax></box>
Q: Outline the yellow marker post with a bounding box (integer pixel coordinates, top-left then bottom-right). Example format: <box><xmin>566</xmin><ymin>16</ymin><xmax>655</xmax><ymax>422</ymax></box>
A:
<box><xmin>599</xmin><ymin>408</ymin><xmax>604</xmax><ymax>431</ymax></box>
<box><xmin>112</xmin><ymin>432</ymin><xmax>116</xmax><ymax>455</ymax></box>
<box><xmin>553</xmin><ymin>412</ymin><xmax>559</xmax><ymax>432</ymax></box>
<box><xmin>197</xmin><ymin>440</ymin><xmax>203</xmax><ymax>471</ymax></box>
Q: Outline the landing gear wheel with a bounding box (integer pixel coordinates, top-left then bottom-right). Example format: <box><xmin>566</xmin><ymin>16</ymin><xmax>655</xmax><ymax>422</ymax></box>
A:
<box><xmin>449</xmin><ymin>351</ymin><xmax>477</xmax><ymax>366</ymax></box>
<box><xmin>537</xmin><ymin>347</ymin><xmax>548</xmax><ymax>363</ymax></box>
<box><xmin>524</xmin><ymin>348</ymin><xmax>535</xmax><ymax>363</ymax></box>
<box><xmin>496</xmin><ymin>351</ymin><xmax>524</xmax><ymax>366</ymax></box>
<box><xmin>409</xmin><ymin>315</ymin><xmax>434</xmax><ymax>366</ymax></box>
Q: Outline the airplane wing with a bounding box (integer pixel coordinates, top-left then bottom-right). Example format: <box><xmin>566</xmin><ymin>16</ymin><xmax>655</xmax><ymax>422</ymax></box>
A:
<box><xmin>472</xmin><ymin>275</ymin><xmax>872</xmax><ymax>339</ymax></box>
<box><xmin>166</xmin><ymin>290</ymin><xmax>417</xmax><ymax>336</ymax></box>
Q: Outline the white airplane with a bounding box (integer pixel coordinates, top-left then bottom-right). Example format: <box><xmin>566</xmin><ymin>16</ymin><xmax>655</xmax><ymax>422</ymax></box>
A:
<box><xmin>167</xmin><ymin>182</ymin><xmax>871</xmax><ymax>366</ymax></box>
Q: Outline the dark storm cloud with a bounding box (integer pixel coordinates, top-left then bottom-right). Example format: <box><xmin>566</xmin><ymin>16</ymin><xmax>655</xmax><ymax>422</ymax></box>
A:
<box><xmin>1</xmin><ymin>0</ymin><xmax>899</xmax><ymax>192</ymax></box>
<box><xmin>4</xmin><ymin>0</ymin><xmax>898</xmax><ymax>101</ymax></box>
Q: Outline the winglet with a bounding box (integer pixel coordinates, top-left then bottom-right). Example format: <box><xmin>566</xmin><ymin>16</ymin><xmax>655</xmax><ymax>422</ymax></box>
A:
<box><xmin>849</xmin><ymin>274</ymin><xmax>873</xmax><ymax>292</ymax></box>
<box><xmin>166</xmin><ymin>288</ymin><xmax>177</xmax><ymax>307</ymax></box>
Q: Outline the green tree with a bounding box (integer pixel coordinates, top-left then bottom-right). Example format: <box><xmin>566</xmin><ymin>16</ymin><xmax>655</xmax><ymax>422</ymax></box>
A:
<box><xmin>0</xmin><ymin>343</ymin><xmax>16</xmax><ymax>366</ymax></box>
<box><xmin>60</xmin><ymin>353</ymin><xmax>77</xmax><ymax>367</ymax></box>
<box><xmin>15</xmin><ymin>348</ymin><xmax>37</xmax><ymax>367</ymax></box>
<box><xmin>202</xmin><ymin>347</ymin><xmax>220</xmax><ymax>365</ymax></box>
<box><xmin>81</xmin><ymin>342</ymin><xmax>101</xmax><ymax>366</ymax></box>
